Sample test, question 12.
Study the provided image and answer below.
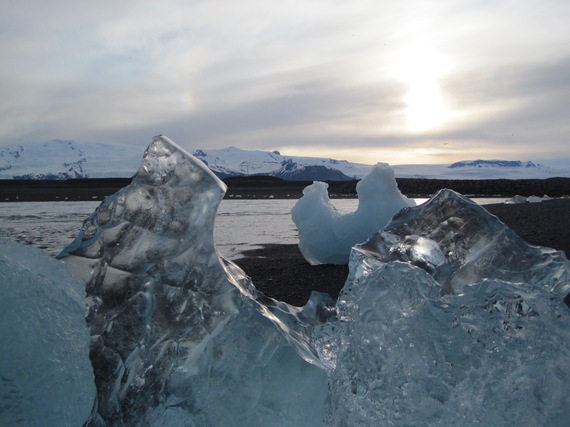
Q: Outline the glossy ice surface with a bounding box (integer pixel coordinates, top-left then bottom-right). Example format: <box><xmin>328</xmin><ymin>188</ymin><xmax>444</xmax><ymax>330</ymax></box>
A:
<box><xmin>58</xmin><ymin>136</ymin><xmax>329</xmax><ymax>426</ymax></box>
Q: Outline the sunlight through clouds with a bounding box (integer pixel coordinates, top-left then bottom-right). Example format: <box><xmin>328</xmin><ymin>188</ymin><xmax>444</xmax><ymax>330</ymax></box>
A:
<box><xmin>392</xmin><ymin>42</ymin><xmax>451</xmax><ymax>132</ymax></box>
<box><xmin>1</xmin><ymin>0</ymin><xmax>570</xmax><ymax>165</ymax></box>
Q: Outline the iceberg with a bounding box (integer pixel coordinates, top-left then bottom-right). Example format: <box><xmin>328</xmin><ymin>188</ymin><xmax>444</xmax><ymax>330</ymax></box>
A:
<box><xmin>5</xmin><ymin>135</ymin><xmax>569</xmax><ymax>426</ymax></box>
<box><xmin>0</xmin><ymin>238</ymin><xmax>95</xmax><ymax>427</ymax></box>
<box><xmin>291</xmin><ymin>163</ymin><xmax>415</xmax><ymax>265</ymax></box>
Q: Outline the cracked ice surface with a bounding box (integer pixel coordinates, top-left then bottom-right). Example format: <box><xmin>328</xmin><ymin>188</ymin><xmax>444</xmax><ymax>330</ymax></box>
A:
<box><xmin>291</xmin><ymin>163</ymin><xmax>416</xmax><ymax>265</ymax></box>
<box><xmin>58</xmin><ymin>136</ymin><xmax>330</xmax><ymax>426</ymax></box>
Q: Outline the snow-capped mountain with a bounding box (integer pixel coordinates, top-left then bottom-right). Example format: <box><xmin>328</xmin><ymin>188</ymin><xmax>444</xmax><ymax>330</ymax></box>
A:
<box><xmin>191</xmin><ymin>146</ymin><xmax>370</xmax><ymax>179</ymax></box>
<box><xmin>0</xmin><ymin>141</ymin><xmax>371</xmax><ymax>180</ymax></box>
<box><xmin>267</xmin><ymin>159</ymin><xmax>352</xmax><ymax>181</ymax></box>
<box><xmin>449</xmin><ymin>160</ymin><xmax>538</xmax><ymax>169</ymax></box>
<box><xmin>1</xmin><ymin>140</ymin><xmax>569</xmax><ymax>180</ymax></box>
<box><xmin>0</xmin><ymin>140</ymin><xmax>88</xmax><ymax>179</ymax></box>
<box><xmin>393</xmin><ymin>159</ymin><xmax>569</xmax><ymax>179</ymax></box>
<box><xmin>0</xmin><ymin>140</ymin><xmax>142</xmax><ymax>179</ymax></box>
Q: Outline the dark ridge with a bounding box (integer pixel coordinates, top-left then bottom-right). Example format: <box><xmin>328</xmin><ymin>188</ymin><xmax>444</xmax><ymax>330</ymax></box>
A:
<box><xmin>2</xmin><ymin>176</ymin><xmax>570</xmax><ymax>202</ymax></box>
<box><xmin>222</xmin><ymin>176</ymin><xmax>359</xmax><ymax>199</ymax></box>
<box><xmin>223</xmin><ymin>175</ymin><xmax>287</xmax><ymax>185</ymax></box>
<box><xmin>225</xmin><ymin>176</ymin><xmax>570</xmax><ymax>199</ymax></box>
<box><xmin>0</xmin><ymin>178</ymin><xmax>133</xmax><ymax>202</ymax></box>
<box><xmin>395</xmin><ymin>177</ymin><xmax>570</xmax><ymax>198</ymax></box>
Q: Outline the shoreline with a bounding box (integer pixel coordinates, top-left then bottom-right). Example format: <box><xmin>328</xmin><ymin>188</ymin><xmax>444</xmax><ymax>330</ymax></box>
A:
<box><xmin>235</xmin><ymin>199</ymin><xmax>570</xmax><ymax>306</ymax></box>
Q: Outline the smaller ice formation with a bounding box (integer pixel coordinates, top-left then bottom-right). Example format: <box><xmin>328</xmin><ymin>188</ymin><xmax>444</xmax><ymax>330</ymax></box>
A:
<box><xmin>0</xmin><ymin>238</ymin><xmax>95</xmax><ymax>427</ymax></box>
<box><xmin>291</xmin><ymin>163</ymin><xmax>415</xmax><ymax>265</ymax></box>
<box><xmin>506</xmin><ymin>194</ymin><xmax>548</xmax><ymax>204</ymax></box>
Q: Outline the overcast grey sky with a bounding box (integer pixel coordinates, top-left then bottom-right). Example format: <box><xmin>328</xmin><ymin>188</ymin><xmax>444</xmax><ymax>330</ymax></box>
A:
<box><xmin>1</xmin><ymin>0</ymin><xmax>569</xmax><ymax>165</ymax></box>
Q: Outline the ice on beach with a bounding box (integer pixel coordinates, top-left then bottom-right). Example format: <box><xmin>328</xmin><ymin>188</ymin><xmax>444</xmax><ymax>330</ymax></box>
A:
<box><xmin>5</xmin><ymin>136</ymin><xmax>570</xmax><ymax>426</ymax></box>
<box><xmin>0</xmin><ymin>238</ymin><xmax>95</xmax><ymax>427</ymax></box>
<box><xmin>527</xmin><ymin>195</ymin><xmax>543</xmax><ymax>203</ymax></box>
<box><xmin>326</xmin><ymin>189</ymin><xmax>570</xmax><ymax>425</ymax></box>
<box><xmin>58</xmin><ymin>135</ymin><xmax>329</xmax><ymax>426</ymax></box>
<box><xmin>506</xmin><ymin>194</ymin><xmax>528</xmax><ymax>204</ymax></box>
<box><xmin>506</xmin><ymin>194</ymin><xmax>548</xmax><ymax>204</ymax></box>
<box><xmin>356</xmin><ymin>189</ymin><xmax>570</xmax><ymax>295</ymax></box>
<box><xmin>291</xmin><ymin>163</ymin><xmax>415</xmax><ymax>265</ymax></box>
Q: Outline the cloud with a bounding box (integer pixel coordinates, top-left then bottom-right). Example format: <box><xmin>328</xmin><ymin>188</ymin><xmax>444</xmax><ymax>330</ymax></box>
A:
<box><xmin>1</xmin><ymin>0</ymin><xmax>570</xmax><ymax>165</ymax></box>
<box><xmin>87</xmin><ymin>67</ymin><xmax>406</xmax><ymax>149</ymax></box>
<box><xmin>439</xmin><ymin>57</ymin><xmax>570</xmax><ymax>154</ymax></box>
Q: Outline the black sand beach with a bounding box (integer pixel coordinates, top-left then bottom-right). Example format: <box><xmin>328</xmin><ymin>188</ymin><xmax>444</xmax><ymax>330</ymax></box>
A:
<box><xmin>236</xmin><ymin>198</ymin><xmax>570</xmax><ymax>306</ymax></box>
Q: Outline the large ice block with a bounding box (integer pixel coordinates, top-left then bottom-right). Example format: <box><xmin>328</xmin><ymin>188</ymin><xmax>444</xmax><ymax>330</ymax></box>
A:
<box><xmin>58</xmin><ymin>135</ymin><xmax>329</xmax><ymax>426</ymax></box>
<box><xmin>325</xmin><ymin>189</ymin><xmax>570</xmax><ymax>425</ymax></box>
<box><xmin>0</xmin><ymin>238</ymin><xmax>95</xmax><ymax>427</ymax></box>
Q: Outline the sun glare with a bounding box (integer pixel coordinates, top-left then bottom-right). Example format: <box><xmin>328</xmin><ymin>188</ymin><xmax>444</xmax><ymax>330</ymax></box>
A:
<box><xmin>392</xmin><ymin>42</ymin><xmax>450</xmax><ymax>132</ymax></box>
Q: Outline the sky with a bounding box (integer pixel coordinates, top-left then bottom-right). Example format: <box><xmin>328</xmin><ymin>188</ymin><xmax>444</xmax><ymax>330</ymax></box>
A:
<box><xmin>1</xmin><ymin>0</ymin><xmax>570</xmax><ymax>166</ymax></box>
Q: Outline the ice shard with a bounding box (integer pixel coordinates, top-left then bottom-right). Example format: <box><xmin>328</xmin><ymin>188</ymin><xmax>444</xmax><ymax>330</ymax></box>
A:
<box><xmin>291</xmin><ymin>163</ymin><xmax>415</xmax><ymax>265</ymax></box>
<box><xmin>0</xmin><ymin>238</ymin><xmax>95</xmax><ymax>426</ymax></box>
<box><xmin>58</xmin><ymin>135</ymin><xmax>329</xmax><ymax>426</ymax></box>
<box><xmin>325</xmin><ymin>189</ymin><xmax>570</xmax><ymax>425</ymax></box>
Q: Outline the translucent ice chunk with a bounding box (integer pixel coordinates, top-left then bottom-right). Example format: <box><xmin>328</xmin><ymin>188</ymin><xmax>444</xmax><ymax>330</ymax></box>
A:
<box><xmin>329</xmin><ymin>263</ymin><xmax>570</xmax><ymax>425</ymax></box>
<box><xmin>325</xmin><ymin>189</ymin><xmax>570</xmax><ymax>425</ymax></box>
<box><xmin>353</xmin><ymin>189</ymin><xmax>570</xmax><ymax>295</ymax></box>
<box><xmin>0</xmin><ymin>238</ymin><xmax>95</xmax><ymax>427</ymax></box>
<box><xmin>291</xmin><ymin>163</ymin><xmax>415</xmax><ymax>265</ymax></box>
<box><xmin>58</xmin><ymin>135</ymin><xmax>329</xmax><ymax>426</ymax></box>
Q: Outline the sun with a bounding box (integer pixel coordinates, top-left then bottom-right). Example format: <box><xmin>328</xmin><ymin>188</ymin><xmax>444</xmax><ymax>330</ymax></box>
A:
<box><xmin>392</xmin><ymin>42</ymin><xmax>450</xmax><ymax>132</ymax></box>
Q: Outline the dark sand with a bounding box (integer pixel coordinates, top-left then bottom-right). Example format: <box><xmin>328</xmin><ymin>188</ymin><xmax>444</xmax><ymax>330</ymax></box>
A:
<box><xmin>235</xmin><ymin>198</ymin><xmax>570</xmax><ymax>307</ymax></box>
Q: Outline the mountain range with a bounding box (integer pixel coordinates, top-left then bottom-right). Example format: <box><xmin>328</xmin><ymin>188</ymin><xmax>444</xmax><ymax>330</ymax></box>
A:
<box><xmin>1</xmin><ymin>139</ymin><xmax>569</xmax><ymax>181</ymax></box>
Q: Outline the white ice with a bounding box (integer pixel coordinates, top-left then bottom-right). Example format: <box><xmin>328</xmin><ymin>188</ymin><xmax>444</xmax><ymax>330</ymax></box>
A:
<box><xmin>291</xmin><ymin>163</ymin><xmax>415</xmax><ymax>265</ymax></box>
<box><xmin>506</xmin><ymin>194</ymin><xmax>551</xmax><ymax>204</ymax></box>
<box><xmin>0</xmin><ymin>238</ymin><xmax>95</xmax><ymax>427</ymax></box>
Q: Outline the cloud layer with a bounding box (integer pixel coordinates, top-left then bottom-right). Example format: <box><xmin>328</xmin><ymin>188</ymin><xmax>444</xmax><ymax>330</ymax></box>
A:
<box><xmin>1</xmin><ymin>0</ymin><xmax>569</xmax><ymax>165</ymax></box>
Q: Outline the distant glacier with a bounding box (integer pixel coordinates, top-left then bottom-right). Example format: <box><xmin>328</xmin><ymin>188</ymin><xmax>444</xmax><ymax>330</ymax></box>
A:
<box><xmin>1</xmin><ymin>139</ymin><xmax>570</xmax><ymax>180</ymax></box>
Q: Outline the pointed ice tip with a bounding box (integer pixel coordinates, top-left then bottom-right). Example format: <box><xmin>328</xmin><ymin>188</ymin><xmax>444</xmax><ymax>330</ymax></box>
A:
<box><xmin>418</xmin><ymin>189</ymin><xmax>487</xmax><ymax>220</ymax></box>
<box><xmin>144</xmin><ymin>135</ymin><xmax>226</xmax><ymax>192</ymax></box>
<box><xmin>430</xmin><ymin>188</ymin><xmax>479</xmax><ymax>205</ymax></box>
